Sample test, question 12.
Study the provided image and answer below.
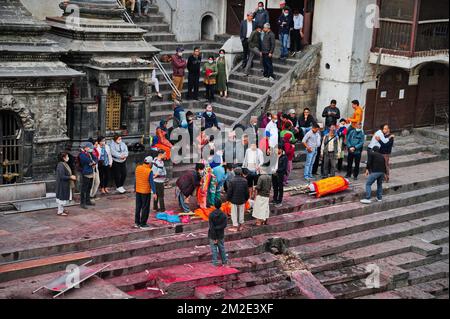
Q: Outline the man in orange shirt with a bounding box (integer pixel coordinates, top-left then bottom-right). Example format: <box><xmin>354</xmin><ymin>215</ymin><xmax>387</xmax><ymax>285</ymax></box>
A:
<box><xmin>134</xmin><ymin>156</ymin><xmax>156</xmax><ymax>229</ymax></box>
<box><xmin>347</xmin><ymin>100</ymin><xmax>364</xmax><ymax>132</ymax></box>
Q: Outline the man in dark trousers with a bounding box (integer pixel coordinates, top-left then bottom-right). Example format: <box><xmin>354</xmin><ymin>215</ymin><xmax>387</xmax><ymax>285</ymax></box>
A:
<box><xmin>261</xmin><ymin>23</ymin><xmax>276</xmax><ymax>81</ymax></box>
<box><xmin>79</xmin><ymin>142</ymin><xmax>98</xmax><ymax>209</ymax></box>
<box><xmin>272</xmin><ymin>144</ymin><xmax>288</xmax><ymax>208</ymax></box>
<box><xmin>322</xmin><ymin>99</ymin><xmax>341</xmax><ymax>128</ymax></box>
<box><xmin>187</xmin><ymin>47</ymin><xmax>202</xmax><ymax>100</ymax></box>
<box><xmin>208</xmin><ymin>199</ymin><xmax>228</xmax><ymax>266</ymax></box>
<box><xmin>134</xmin><ymin>156</ymin><xmax>156</xmax><ymax>229</ymax></box>
<box><xmin>345</xmin><ymin>122</ymin><xmax>365</xmax><ymax>180</ymax></box>
<box><xmin>176</xmin><ymin>163</ymin><xmax>205</xmax><ymax>213</ymax></box>
<box><xmin>240</xmin><ymin>12</ymin><xmax>256</xmax><ymax>70</ymax></box>
<box><xmin>227</xmin><ymin>167</ymin><xmax>250</xmax><ymax>232</ymax></box>
<box><xmin>361</xmin><ymin>146</ymin><xmax>386</xmax><ymax>204</ymax></box>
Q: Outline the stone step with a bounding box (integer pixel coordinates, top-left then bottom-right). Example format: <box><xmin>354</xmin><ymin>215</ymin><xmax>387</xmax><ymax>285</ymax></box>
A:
<box><xmin>314</xmin><ymin>264</ymin><xmax>372</xmax><ymax>286</ymax></box>
<box><xmin>224</xmin><ymin>88</ymin><xmax>261</xmax><ymax>102</ymax></box>
<box><xmin>409</xmin><ymin>227</ymin><xmax>449</xmax><ymax>246</ymax></box>
<box><xmin>133</xmin><ymin>13</ymin><xmax>165</xmax><ymax>23</ymax></box>
<box><xmin>414</xmin><ymin>278</ymin><xmax>449</xmax><ymax>297</ymax></box>
<box><xmin>108</xmin><ymin>253</ymin><xmax>278</xmax><ymax>292</ymax></box>
<box><xmin>1</xmin><ymin>162</ymin><xmax>446</xmax><ymax>267</ymax></box>
<box><xmin>357</xmin><ymin>286</ymin><xmax>436</xmax><ymax>299</ymax></box>
<box><xmin>407</xmin><ymin>261</ymin><xmax>450</xmax><ymax>285</ymax></box>
<box><xmin>217</xmin><ymin>267</ymin><xmax>288</xmax><ymax>291</ymax></box>
<box><xmin>304</xmin><ymin>234</ymin><xmax>444</xmax><ymax>273</ymax></box>
<box><xmin>194</xmin><ymin>285</ymin><xmax>226</xmax><ymax>299</ymax></box>
<box><xmin>326</xmin><ymin>277</ymin><xmax>390</xmax><ymax>299</ymax></box>
<box><xmin>289</xmin><ymin>270</ymin><xmax>335</xmax><ymax>299</ymax></box>
<box><xmin>131</xmin><ymin>4</ymin><xmax>159</xmax><ymax>15</ymax></box>
<box><xmin>214</xmin><ymin>96</ymin><xmax>254</xmax><ymax>110</ymax></box>
<box><xmin>223</xmin><ymin>280</ymin><xmax>298</xmax><ymax>299</ymax></box>
<box><xmin>414</xmin><ymin>127</ymin><xmax>449</xmax><ymax>147</ymax></box>
<box><xmin>229</xmin><ymin>72</ymin><xmax>273</xmax><ymax>87</ymax></box>
<box><xmin>144</xmin><ymin>32</ymin><xmax>176</xmax><ymax>42</ymax></box>
<box><xmin>246</xmin><ymin>67</ymin><xmax>284</xmax><ymax>79</ymax></box>
<box><xmin>227</xmin><ymin>79</ymin><xmax>269</xmax><ymax>95</ymax></box>
<box><xmin>250</xmin><ymin>59</ymin><xmax>295</xmax><ymax>73</ymax></box>
<box><xmin>138</xmin><ymin>22</ymin><xmax>170</xmax><ymax>32</ymax></box>
<box><xmin>149</xmin><ymin>108</ymin><xmax>236</xmax><ymax>126</ymax></box>
<box><xmin>151</xmin><ymin>41</ymin><xmax>223</xmax><ymax>52</ymax></box>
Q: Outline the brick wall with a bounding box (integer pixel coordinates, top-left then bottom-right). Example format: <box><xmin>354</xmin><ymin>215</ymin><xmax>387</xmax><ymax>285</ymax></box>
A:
<box><xmin>269</xmin><ymin>46</ymin><xmax>321</xmax><ymax>118</ymax></box>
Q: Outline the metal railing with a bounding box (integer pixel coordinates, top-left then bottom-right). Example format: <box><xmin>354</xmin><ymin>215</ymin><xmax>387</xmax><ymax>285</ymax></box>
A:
<box><xmin>116</xmin><ymin>0</ymin><xmax>181</xmax><ymax>99</ymax></box>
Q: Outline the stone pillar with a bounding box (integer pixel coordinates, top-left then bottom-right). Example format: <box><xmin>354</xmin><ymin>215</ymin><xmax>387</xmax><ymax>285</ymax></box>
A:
<box><xmin>98</xmin><ymin>86</ymin><xmax>108</xmax><ymax>136</ymax></box>
<box><xmin>144</xmin><ymin>83</ymin><xmax>152</xmax><ymax>143</ymax></box>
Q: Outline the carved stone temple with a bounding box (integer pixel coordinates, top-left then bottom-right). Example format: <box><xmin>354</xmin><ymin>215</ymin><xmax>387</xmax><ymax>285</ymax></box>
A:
<box><xmin>0</xmin><ymin>0</ymin><xmax>159</xmax><ymax>183</ymax></box>
<box><xmin>0</xmin><ymin>0</ymin><xmax>82</xmax><ymax>183</ymax></box>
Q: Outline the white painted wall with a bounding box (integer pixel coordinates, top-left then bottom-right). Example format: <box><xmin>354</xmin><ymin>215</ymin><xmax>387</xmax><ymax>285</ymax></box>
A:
<box><xmin>21</xmin><ymin>0</ymin><xmax>62</xmax><ymax>20</ymax></box>
<box><xmin>157</xmin><ymin>0</ymin><xmax>227</xmax><ymax>42</ymax></box>
<box><xmin>312</xmin><ymin>0</ymin><xmax>377</xmax><ymax>123</ymax></box>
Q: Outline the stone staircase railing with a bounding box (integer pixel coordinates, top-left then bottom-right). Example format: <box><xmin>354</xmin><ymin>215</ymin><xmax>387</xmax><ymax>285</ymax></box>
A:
<box><xmin>231</xmin><ymin>43</ymin><xmax>322</xmax><ymax>128</ymax></box>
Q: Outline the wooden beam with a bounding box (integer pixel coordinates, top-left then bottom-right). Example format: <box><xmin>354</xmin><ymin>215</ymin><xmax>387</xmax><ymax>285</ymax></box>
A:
<box><xmin>409</xmin><ymin>0</ymin><xmax>421</xmax><ymax>57</ymax></box>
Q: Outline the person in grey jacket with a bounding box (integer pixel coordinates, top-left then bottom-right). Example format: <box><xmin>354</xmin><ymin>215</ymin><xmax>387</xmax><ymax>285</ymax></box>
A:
<box><xmin>55</xmin><ymin>152</ymin><xmax>77</xmax><ymax>216</ymax></box>
<box><xmin>261</xmin><ymin>23</ymin><xmax>276</xmax><ymax>81</ymax></box>
<box><xmin>110</xmin><ymin>135</ymin><xmax>129</xmax><ymax>194</ymax></box>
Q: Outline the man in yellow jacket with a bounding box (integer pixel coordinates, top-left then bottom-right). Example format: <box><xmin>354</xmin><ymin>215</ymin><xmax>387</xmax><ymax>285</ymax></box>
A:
<box><xmin>347</xmin><ymin>100</ymin><xmax>364</xmax><ymax>132</ymax></box>
<box><xmin>134</xmin><ymin>156</ymin><xmax>156</xmax><ymax>229</ymax></box>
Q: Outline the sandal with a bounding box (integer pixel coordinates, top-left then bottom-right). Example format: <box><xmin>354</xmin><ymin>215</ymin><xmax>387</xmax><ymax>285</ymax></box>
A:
<box><xmin>57</xmin><ymin>212</ymin><xmax>68</xmax><ymax>216</ymax></box>
<box><xmin>228</xmin><ymin>227</ymin><xmax>239</xmax><ymax>232</ymax></box>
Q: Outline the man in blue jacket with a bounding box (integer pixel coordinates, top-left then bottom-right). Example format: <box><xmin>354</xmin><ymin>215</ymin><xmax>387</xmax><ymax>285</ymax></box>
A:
<box><xmin>278</xmin><ymin>7</ymin><xmax>293</xmax><ymax>60</ymax></box>
<box><xmin>253</xmin><ymin>1</ymin><xmax>269</xmax><ymax>28</ymax></box>
<box><xmin>202</xmin><ymin>104</ymin><xmax>220</xmax><ymax>130</ymax></box>
<box><xmin>345</xmin><ymin>122</ymin><xmax>365</xmax><ymax>180</ymax></box>
<box><xmin>240</xmin><ymin>12</ymin><xmax>256</xmax><ymax>70</ymax></box>
<box><xmin>79</xmin><ymin>142</ymin><xmax>98</xmax><ymax>209</ymax></box>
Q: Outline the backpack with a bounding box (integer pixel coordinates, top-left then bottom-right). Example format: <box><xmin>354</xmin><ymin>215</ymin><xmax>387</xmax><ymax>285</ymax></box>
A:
<box><xmin>75</xmin><ymin>153</ymin><xmax>83</xmax><ymax>173</ymax></box>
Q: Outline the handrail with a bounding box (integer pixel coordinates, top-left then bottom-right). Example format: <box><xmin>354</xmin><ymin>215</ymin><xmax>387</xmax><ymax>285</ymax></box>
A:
<box><xmin>116</xmin><ymin>0</ymin><xmax>181</xmax><ymax>99</ymax></box>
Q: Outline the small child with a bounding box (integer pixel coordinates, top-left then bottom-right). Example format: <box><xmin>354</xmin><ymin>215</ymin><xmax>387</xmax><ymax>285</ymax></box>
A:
<box><xmin>208</xmin><ymin>199</ymin><xmax>228</xmax><ymax>266</ymax></box>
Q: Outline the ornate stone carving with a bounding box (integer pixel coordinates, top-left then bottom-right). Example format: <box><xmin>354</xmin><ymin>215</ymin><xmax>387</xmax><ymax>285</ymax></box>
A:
<box><xmin>0</xmin><ymin>95</ymin><xmax>34</xmax><ymax>130</ymax></box>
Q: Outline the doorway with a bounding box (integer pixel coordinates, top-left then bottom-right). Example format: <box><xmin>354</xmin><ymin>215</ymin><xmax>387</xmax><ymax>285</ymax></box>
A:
<box><xmin>364</xmin><ymin>68</ymin><xmax>414</xmax><ymax>132</ymax></box>
<box><xmin>0</xmin><ymin>111</ymin><xmax>23</xmax><ymax>184</ymax></box>
<box><xmin>226</xmin><ymin>0</ymin><xmax>245</xmax><ymax>35</ymax></box>
<box><xmin>201</xmin><ymin>14</ymin><xmax>216</xmax><ymax>40</ymax></box>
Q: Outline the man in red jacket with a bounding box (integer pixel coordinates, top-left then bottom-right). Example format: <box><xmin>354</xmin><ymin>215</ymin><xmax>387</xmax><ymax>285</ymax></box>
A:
<box><xmin>171</xmin><ymin>47</ymin><xmax>187</xmax><ymax>101</ymax></box>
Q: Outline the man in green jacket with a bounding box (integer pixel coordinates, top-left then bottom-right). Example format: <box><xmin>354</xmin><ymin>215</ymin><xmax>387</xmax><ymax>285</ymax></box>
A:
<box><xmin>244</xmin><ymin>25</ymin><xmax>262</xmax><ymax>76</ymax></box>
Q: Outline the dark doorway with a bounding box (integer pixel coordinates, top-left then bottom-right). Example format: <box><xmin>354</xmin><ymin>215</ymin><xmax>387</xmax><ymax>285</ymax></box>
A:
<box><xmin>226</xmin><ymin>0</ymin><xmax>245</xmax><ymax>35</ymax></box>
<box><xmin>415</xmin><ymin>63</ymin><xmax>449</xmax><ymax>127</ymax></box>
<box><xmin>267</xmin><ymin>0</ymin><xmax>307</xmax><ymax>39</ymax></box>
<box><xmin>201</xmin><ymin>15</ymin><xmax>215</xmax><ymax>40</ymax></box>
<box><xmin>0</xmin><ymin>111</ymin><xmax>23</xmax><ymax>184</ymax></box>
<box><xmin>364</xmin><ymin>68</ymin><xmax>414</xmax><ymax>132</ymax></box>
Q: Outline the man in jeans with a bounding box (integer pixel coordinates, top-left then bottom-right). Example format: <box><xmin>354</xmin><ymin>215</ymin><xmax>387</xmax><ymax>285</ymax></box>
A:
<box><xmin>175</xmin><ymin>163</ymin><xmax>204</xmax><ymax>213</ymax></box>
<box><xmin>79</xmin><ymin>142</ymin><xmax>98</xmax><ymax>209</ymax></box>
<box><xmin>277</xmin><ymin>7</ymin><xmax>293</xmax><ymax>60</ymax></box>
<box><xmin>208</xmin><ymin>199</ymin><xmax>228</xmax><ymax>266</ymax></box>
<box><xmin>302</xmin><ymin>123</ymin><xmax>321</xmax><ymax>181</ymax></box>
<box><xmin>345</xmin><ymin>122</ymin><xmax>365</xmax><ymax>180</ymax></box>
<box><xmin>152</xmin><ymin>150</ymin><xmax>167</xmax><ymax>213</ymax></box>
<box><xmin>361</xmin><ymin>146</ymin><xmax>386</xmax><ymax>204</ymax></box>
<box><xmin>227</xmin><ymin>167</ymin><xmax>250</xmax><ymax>232</ymax></box>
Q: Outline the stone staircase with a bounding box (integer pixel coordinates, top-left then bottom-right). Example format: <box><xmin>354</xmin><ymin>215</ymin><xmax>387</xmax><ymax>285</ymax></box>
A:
<box><xmin>0</xmin><ymin>131</ymin><xmax>448</xmax><ymax>298</ymax></box>
<box><xmin>132</xmin><ymin>3</ymin><xmax>308</xmax><ymax>130</ymax></box>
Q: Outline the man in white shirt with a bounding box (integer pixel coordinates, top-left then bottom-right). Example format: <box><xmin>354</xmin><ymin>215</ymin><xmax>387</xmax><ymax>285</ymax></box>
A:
<box><xmin>302</xmin><ymin>123</ymin><xmax>321</xmax><ymax>181</ymax></box>
<box><xmin>368</xmin><ymin>123</ymin><xmax>394</xmax><ymax>150</ymax></box>
<box><xmin>265</xmin><ymin>114</ymin><xmax>279</xmax><ymax>149</ymax></box>
<box><xmin>290</xmin><ymin>9</ymin><xmax>304</xmax><ymax>55</ymax></box>
<box><xmin>243</xmin><ymin>143</ymin><xmax>265</xmax><ymax>199</ymax></box>
<box><xmin>240</xmin><ymin>12</ymin><xmax>256</xmax><ymax>70</ymax></box>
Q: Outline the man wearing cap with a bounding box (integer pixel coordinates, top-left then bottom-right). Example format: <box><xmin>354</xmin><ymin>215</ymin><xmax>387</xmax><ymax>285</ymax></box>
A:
<box><xmin>227</xmin><ymin>167</ymin><xmax>250</xmax><ymax>232</ymax></box>
<box><xmin>240</xmin><ymin>12</ymin><xmax>256</xmax><ymax>70</ymax></box>
<box><xmin>171</xmin><ymin>47</ymin><xmax>187</xmax><ymax>101</ymax></box>
<box><xmin>134</xmin><ymin>156</ymin><xmax>156</xmax><ymax>229</ymax></box>
<box><xmin>261</xmin><ymin>23</ymin><xmax>276</xmax><ymax>81</ymax></box>
<box><xmin>79</xmin><ymin>142</ymin><xmax>98</xmax><ymax>209</ymax></box>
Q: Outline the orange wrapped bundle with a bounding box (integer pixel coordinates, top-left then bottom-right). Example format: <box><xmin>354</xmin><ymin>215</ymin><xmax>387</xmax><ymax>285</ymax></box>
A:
<box><xmin>310</xmin><ymin>176</ymin><xmax>349</xmax><ymax>198</ymax></box>
<box><xmin>194</xmin><ymin>201</ymin><xmax>251</xmax><ymax>221</ymax></box>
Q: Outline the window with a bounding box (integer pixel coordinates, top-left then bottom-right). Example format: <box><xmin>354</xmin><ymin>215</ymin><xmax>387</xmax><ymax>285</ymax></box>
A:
<box><xmin>419</xmin><ymin>0</ymin><xmax>449</xmax><ymax>21</ymax></box>
<box><xmin>380</xmin><ymin>0</ymin><xmax>415</xmax><ymax>21</ymax></box>
<box><xmin>106</xmin><ymin>89</ymin><xmax>122</xmax><ymax>131</ymax></box>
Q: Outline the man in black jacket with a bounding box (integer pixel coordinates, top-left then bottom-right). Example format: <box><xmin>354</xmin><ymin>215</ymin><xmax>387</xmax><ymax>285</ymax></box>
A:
<box><xmin>187</xmin><ymin>47</ymin><xmax>201</xmax><ymax>100</ymax></box>
<box><xmin>322</xmin><ymin>99</ymin><xmax>341</xmax><ymax>128</ymax></box>
<box><xmin>208</xmin><ymin>199</ymin><xmax>228</xmax><ymax>266</ymax></box>
<box><xmin>240</xmin><ymin>12</ymin><xmax>256</xmax><ymax>70</ymax></box>
<box><xmin>227</xmin><ymin>167</ymin><xmax>250</xmax><ymax>232</ymax></box>
<box><xmin>272</xmin><ymin>144</ymin><xmax>288</xmax><ymax>207</ymax></box>
<box><xmin>360</xmin><ymin>146</ymin><xmax>386</xmax><ymax>204</ymax></box>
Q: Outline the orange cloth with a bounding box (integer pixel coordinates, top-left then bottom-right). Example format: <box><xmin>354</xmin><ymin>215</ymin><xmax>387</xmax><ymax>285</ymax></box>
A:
<box><xmin>135</xmin><ymin>164</ymin><xmax>152</xmax><ymax>194</ymax></box>
<box><xmin>194</xmin><ymin>201</ymin><xmax>251</xmax><ymax>221</ymax></box>
<box><xmin>156</xmin><ymin>128</ymin><xmax>173</xmax><ymax>159</ymax></box>
<box><xmin>347</xmin><ymin>106</ymin><xmax>363</xmax><ymax>128</ymax></box>
<box><xmin>311</xmin><ymin>176</ymin><xmax>349</xmax><ymax>198</ymax></box>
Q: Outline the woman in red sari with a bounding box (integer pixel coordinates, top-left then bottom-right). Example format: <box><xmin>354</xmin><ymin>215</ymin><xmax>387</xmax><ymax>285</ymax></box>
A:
<box><xmin>155</xmin><ymin>120</ymin><xmax>173</xmax><ymax>160</ymax></box>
